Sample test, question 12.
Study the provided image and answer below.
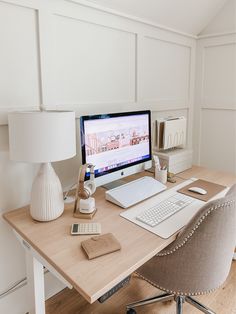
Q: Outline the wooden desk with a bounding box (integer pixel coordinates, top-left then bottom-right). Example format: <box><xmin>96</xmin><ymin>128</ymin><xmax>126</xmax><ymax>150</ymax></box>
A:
<box><xmin>3</xmin><ymin>167</ymin><xmax>236</xmax><ymax>314</ymax></box>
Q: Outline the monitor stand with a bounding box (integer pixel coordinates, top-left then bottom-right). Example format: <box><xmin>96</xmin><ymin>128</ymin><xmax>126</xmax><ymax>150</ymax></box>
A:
<box><xmin>102</xmin><ymin>179</ymin><xmax>126</xmax><ymax>190</ymax></box>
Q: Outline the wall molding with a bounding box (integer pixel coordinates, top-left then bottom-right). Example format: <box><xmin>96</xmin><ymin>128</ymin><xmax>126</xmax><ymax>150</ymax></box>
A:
<box><xmin>1</xmin><ymin>0</ymin><xmax>234</xmax><ymax>41</ymax></box>
<box><xmin>201</xmin><ymin>41</ymin><xmax>236</xmax><ymax>110</ymax></box>
<box><xmin>0</xmin><ymin>0</ymin><xmax>40</xmax><ymax>10</ymax></box>
<box><xmin>145</xmin><ymin>34</ymin><xmax>193</xmax><ymax>49</ymax></box>
<box><xmin>194</xmin><ymin>31</ymin><xmax>236</xmax><ymax>170</ymax></box>
<box><xmin>201</xmin><ymin>107</ymin><xmax>236</xmax><ymax>111</ymax></box>
<box><xmin>67</xmin><ymin>0</ymin><xmax>197</xmax><ymax>39</ymax></box>
<box><xmin>140</xmin><ymin>35</ymin><xmax>192</xmax><ymax>114</ymax></box>
<box><xmin>198</xmin><ymin>31</ymin><xmax>236</xmax><ymax>39</ymax></box>
<box><xmin>0</xmin><ymin>0</ymin><xmax>196</xmax><ymax>126</ymax></box>
<box><xmin>203</xmin><ymin>41</ymin><xmax>236</xmax><ymax>48</ymax></box>
<box><xmin>0</xmin><ymin>0</ymin><xmax>42</xmax><ymax>121</ymax></box>
<box><xmin>55</xmin><ymin>102</ymin><xmax>190</xmax><ymax>118</ymax></box>
<box><xmin>52</xmin><ymin>11</ymin><xmax>137</xmax><ymax>105</ymax></box>
<box><xmin>54</xmin><ymin>11</ymin><xmax>137</xmax><ymax>36</ymax></box>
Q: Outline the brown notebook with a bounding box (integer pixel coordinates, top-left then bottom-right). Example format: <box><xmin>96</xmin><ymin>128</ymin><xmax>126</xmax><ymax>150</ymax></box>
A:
<box><xmin>178</xmin><ymin>179</ymin><xmax>226</xmax><ymax>202</ymax></box>
<box><xmin>81</xmin><ymin>233</ymin><xmax>121</xmax><ymax>260</ymax></box>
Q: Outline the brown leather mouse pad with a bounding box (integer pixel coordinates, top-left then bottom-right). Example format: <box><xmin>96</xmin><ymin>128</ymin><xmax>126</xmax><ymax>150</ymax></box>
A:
<box><xmin>177</xmin><ymin>179</ymin><xmax>226</xmax><ymax>202</ymax></box>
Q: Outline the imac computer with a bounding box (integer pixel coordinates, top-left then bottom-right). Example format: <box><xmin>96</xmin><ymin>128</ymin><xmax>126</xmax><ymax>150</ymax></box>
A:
<box><xmin>80</xmin><ymin>110</ymin><xmax>152</xmax><ymax>188</ymax></box>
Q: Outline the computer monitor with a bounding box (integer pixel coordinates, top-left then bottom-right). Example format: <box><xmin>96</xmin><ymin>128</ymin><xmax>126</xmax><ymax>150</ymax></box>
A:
<box><xmin>80</xmin><ymin>110</ymin><xmax>152</xmax><ymax>187</ymax></box>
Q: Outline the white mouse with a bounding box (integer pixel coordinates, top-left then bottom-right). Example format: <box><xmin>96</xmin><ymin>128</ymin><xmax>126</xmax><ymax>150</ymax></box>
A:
<box><xmin>188</xmin><ymin>186</ymin><xmax>207</xmax><ymax>195</ymax></box>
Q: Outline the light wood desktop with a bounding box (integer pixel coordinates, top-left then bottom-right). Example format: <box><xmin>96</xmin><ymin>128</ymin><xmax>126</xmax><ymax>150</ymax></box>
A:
<box><xmin>3</xmin><ymin>166</ymin><xmax>236</xmax><ymax>314</ymax></box>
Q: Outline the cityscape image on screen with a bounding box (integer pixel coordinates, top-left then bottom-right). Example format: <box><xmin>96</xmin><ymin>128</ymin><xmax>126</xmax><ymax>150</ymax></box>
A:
<box><xmin>80</xmin><ymin>111</ymin><xmax>151</xmax><ymax>184</ymax></box>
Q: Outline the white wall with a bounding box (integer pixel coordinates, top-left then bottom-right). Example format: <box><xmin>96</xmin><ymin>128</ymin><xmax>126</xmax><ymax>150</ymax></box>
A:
<box><xmin>193</xmin><ymin>0</ymin><xmax>236</xmax><ymax>173</ymax></box>
<box><xmin>0</xmin><ymin>0</ymin><xmax>196</xmax><ymax>313</ymax></box>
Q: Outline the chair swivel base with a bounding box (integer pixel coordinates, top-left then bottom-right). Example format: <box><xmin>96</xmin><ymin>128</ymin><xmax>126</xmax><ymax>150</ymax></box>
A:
<box><xmin>126</xmin><ymin>292</ymin><xmax>216</xmax><ymax>314</ymax></box>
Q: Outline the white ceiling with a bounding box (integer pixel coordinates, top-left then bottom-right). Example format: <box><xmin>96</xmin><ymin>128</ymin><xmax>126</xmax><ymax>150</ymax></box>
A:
<box><xmin>84</xmin><ymin>0</ymin><xmax>229</xmax><ymax>35</ymax></box>
<box><xmin>200</xmin><ymin>0</ymin><xmax>236</xmax><ymax>35</ymax></box>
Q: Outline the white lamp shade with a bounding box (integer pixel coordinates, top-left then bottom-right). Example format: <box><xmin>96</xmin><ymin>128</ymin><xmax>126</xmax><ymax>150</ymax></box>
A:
<box><xmin>8</xmin><ymin>111</ymin><xmax>76</xmax><ymax>163</ymax></box>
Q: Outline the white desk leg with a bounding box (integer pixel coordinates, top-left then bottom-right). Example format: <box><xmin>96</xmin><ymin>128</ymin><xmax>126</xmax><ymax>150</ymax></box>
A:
<box><xmin>25</xmin><ymin>251</ymin><xmax>45</xmax><ymax>314</ymax></box>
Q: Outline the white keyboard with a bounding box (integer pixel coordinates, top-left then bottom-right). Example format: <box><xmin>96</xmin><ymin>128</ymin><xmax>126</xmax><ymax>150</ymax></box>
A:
<box><xmin>136</xmin><ymin>193</ymin><xmax>194</xmax><ymax>227</ymax></box>
<box><xmin>105</xmin><ymin>176</ymin><xmax>167</xmax><ymax>208</ymax></box>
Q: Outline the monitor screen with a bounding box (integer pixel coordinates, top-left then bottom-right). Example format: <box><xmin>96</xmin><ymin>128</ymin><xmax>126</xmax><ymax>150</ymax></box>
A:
<box><xmin>80</xmin><ymin>110</ymin><xmax>151</xmax><ymax>179</ymax></box>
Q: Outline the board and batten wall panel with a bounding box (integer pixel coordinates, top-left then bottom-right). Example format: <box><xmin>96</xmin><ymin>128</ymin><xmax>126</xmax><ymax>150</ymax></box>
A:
<box><xmin>203</xmin><ymin>43</ymin><xmax>236</xmax><ymax>109</ymax></box>
<box><xmin>52</xmin><ymin>15</ymin><xmax>136</xmax><ymax>107</ymax></box>
<box><xmin>200</xmin><ymin>110</ymin><xmax>236</xmax><ymax>173</ymax></box>
<box><xmin>138</xmin><ymin>35</ymin><xmax>194</xmax><ymax>148</ymax></box>
<box><xmin>0</xmin><ymin>0</ymin><xmax>41</xmax><ymax>302</ymax></box>
<box><xmin>194</xmin><ymin>34</ymin><xmax>236</xmax><ymax>173</ymax></box>
<box><xmin>0</xmin><ymin>0</ymin><xmax>196</xmax><ymax>313</ymax></box>
<box><xmin>0</xmin><ymin>1</ymin><xmax>41</xmax><ymax>114</ymax></box>
<box><xmin>140</xmin><ymin>37</ymin><xmax>191</xmax><ymax>106</ymax></box>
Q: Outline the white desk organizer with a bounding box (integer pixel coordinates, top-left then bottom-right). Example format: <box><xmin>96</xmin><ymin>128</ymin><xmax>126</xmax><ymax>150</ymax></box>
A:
<box><xmin>153</xmin><ymin>116</ymin><xmax>192</xmax><ymax>174</ymax></box>
<box><xmin>153</xmin><ymin>148</ymin><xmax>193</xmax><ymax>174</ymax></box>
<box><xmin>155</xmin><ymin>116</ymin><xmax>187</xmax><ymax>151</ymax></box>
<box><xmin>163</xmin><ymin>117</ymin><xmax>186</xmax><ymax>150</ymax></box>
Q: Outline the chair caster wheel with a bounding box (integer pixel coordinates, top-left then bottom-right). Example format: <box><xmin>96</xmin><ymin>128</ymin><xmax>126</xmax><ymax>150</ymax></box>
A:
<box><xmin>127</xmin><ymin>309</ymin><xmax>136</xmax><ymax>314</ymax></box>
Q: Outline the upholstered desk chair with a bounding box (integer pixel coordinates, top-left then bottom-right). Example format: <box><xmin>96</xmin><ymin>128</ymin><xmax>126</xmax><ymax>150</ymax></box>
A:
<box><xmin>127</xmin><ymin>184</ymin><xmax>236</xmax><ymax>314</ymax></box>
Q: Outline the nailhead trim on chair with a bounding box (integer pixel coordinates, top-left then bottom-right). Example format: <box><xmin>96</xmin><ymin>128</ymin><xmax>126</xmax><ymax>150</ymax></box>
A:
<box><xmin>135</xmin><ymin>271</ymin><xmax>223</xmax><ymax>296</ymax></box>
<box><xmin>134</xmin><ymin>199</ymin><xmax>235</xmax><ymax>296</ymax></box>
<box><xmin>156</xmin><ymin>200</ymin><xmax>235</xmax><ymax>257</ymax></box>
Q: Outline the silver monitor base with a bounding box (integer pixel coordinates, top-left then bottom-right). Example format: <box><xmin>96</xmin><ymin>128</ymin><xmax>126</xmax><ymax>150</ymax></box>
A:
<box><xmin>102</xmin><ymin>179</ymin><xmax>126</xmax><ymax>190</ymax></box>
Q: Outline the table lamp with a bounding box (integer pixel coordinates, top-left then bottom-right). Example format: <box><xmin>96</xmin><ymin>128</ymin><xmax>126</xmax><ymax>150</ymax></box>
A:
<box><xmin>8</xmin><ymin>111</ymin><xmax>76</xmax><ymax>221</ymax></box>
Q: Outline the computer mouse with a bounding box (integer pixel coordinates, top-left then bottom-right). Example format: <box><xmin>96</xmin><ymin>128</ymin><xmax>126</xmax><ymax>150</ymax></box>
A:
<box><xmin>188</xmin><ymin>186</ymin><xmax>207</xmax><ymax>195</ymax></box>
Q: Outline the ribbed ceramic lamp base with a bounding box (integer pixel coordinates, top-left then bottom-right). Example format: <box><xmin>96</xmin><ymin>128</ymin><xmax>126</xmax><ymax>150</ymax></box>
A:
<box><xmin>30</xmin><ymin>163</ymin><xmax>64</xmax><ymax>221</ymax></box>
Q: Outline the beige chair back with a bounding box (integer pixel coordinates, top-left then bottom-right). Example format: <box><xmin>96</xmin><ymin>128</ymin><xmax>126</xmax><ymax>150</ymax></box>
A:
<box><xmin>138</xmin><ymin>184</ymin><xmax>236</xmax><ymax>295</ymax></box>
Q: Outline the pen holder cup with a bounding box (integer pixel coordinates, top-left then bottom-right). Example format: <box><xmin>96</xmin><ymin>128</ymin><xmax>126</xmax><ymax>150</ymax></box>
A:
<box><xmin>155</xmin><ymin>169</ymin><xmax>167</xmax><ymax>185</ymax></box>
